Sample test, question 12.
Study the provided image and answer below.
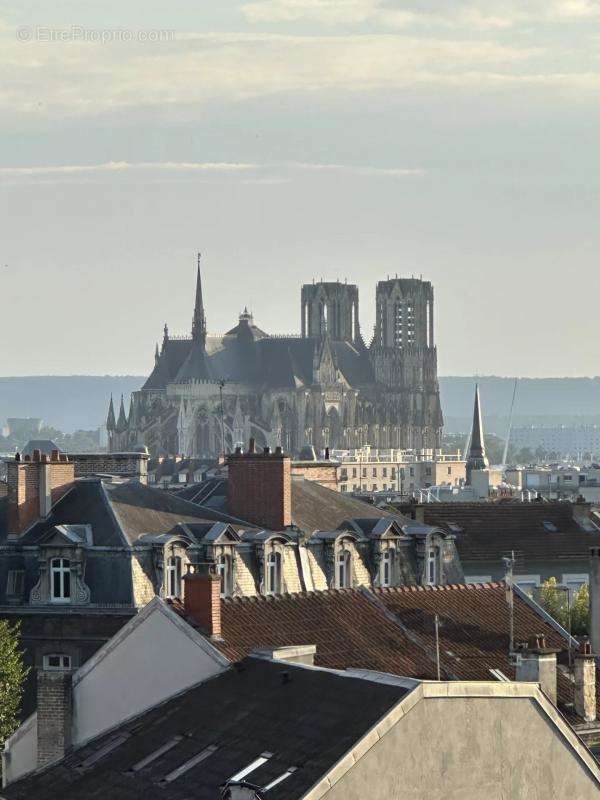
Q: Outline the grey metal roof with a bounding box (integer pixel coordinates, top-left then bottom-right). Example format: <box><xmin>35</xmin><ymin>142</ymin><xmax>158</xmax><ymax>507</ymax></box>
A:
<box><xmin>3</xmin><ymin>657</ymin><xmax>409</xmax><ymax>800</ymax></box>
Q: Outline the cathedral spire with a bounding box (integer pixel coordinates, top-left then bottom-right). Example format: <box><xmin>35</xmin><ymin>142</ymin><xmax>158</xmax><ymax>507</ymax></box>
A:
<box><xmin>466</xmin><ymin>384</ymin><xmax>489</xmax><ymax>484</ymax></box>
<box><xmin>106</xmin><ymin>395</ymin><xmax>116</xmax><ymax>432</ymax></box>
<box><xmin>192</xmin><ymin>252</ymin><xmax>207</xmax><ymax>346</ymax></box>
<box><xmin>116</xmin><ymin>394</ymin><xmax>128</xmax><ymax>433</ymax></box>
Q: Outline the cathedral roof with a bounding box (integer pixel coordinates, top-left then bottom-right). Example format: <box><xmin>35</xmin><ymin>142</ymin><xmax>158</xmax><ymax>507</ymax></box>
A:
<box><xmin>175</xmin><ymin>341</ymin><xmax>213</xmax><ymax>383</ymax></box>
<box><xmin>142</xmin><ymin>339</ymin><xmax>193</xmax><ymax>391</ymax></box>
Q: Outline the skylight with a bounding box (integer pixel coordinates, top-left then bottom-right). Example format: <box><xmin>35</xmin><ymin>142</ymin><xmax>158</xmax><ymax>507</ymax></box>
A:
<box><xmin>78</xmin><ymin>733</ymin><xmax>131</xmax><ymax>770</ymax></box>
<box><xmin>489</xmin><ymin>668</ymin><xmax>510</xmax><ymax>682</ymax></box>
<box><xmin>542</xmin><ymin>521</ymin><xmax>558</xmax><ymax>532</ymax></box>
<box><xmin>131</xmin><ymin>736</ymin><xmax>183</xmax><ymax>772</ymax></box>
<box><xmin>161</xmin><ymin>744</ymin><xmax>218</xmax><ymax>784</ymax></box>
<box><xmin>229</xmin><ymin>752</ymin><xmax>274</xmax><ymax>783</ymax></box>
<box><xmin>263</xmin><ymin>767</ymin><xmax>297</xmax><ymax>792</ymax></box>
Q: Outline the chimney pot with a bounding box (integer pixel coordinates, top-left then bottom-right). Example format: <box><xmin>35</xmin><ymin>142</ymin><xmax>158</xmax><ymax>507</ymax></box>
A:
<box><xmin>275</xmin><ymin>446</ymin><xmax>283</xmax><ymax>455</ymax></box>
<box><xmin>33</xmin><ymin>449</ymin><xmax>41</xmax><ymax>462</ymax></box>
<box><xmin>41</xmin><ymin>453</ymin><xmax>49</xmax><ymax>464</ymax></box>
<box><xmin>248</xmin><ymin>438</ymin><xmax>256</xmax><ymax>454</ymax></box>
<box><xmin>14</xmin><ymin>452</ymin><xmax>21</xmax><ymax>462</ymax></box>
<box><xmin>235</xmin><ymin>446</ymin><xmax>242</xmax><ymax>455</ymax></box>
<box><xmin>51</xmin><ymin>449</ymin><xmax>60</xmax><ymax>462</ymax></box>
<box><xmin>24</xmin><ymin>454</ymin><xmax>31</xmax><ymax>462</ymax></box>
<box><xmin>263</xmin><ymin>446</ymin><xmax>270</xmax><ymax>455</ymax></box>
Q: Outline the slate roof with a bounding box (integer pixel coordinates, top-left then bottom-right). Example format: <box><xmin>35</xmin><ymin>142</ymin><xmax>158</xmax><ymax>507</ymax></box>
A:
<box><xmin>21</xmin><ymin>440</ymin><xmax>61</xmax><ymax>457</ymax></box>
<box><xmin>290</xmin><ymin>477</ymin><xmax>389</xmax><ymax>533</ymax></box>
<box><xmin>416</xmin><ymin>502</ymin><xmax>600</xmax><ymax>564</ymax></box>
<box><xmin>102</xmin><ymin>481</ymin><xmax>245</xmax><ymax>543</ymax></box>
<box><xmin>2</xmin><ymin>657</ymin><xmax>408</xmax><ymax>800</ymax></box>
<box><xmin>142</xmin><ymin>339</ymin><xmax>193</xmax><ymax>391</ymax></box>
<box><xmin>173</xmin><ymin>475</ymin><xmax>393</xmax><ymax>535</ymax></box>
<box><xmin>173</xmin><ymin>582</ymin><xmax>594</xmax><ymax>724</ymax></box>
<box><xmin>0</xmin><ymin>479</ymin><xmax>241</xmax><ymax>547</ymax></box>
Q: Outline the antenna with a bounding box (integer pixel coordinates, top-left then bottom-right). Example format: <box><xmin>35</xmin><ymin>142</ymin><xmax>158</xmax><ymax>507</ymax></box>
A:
<box><xmin>503</xmin><ymin>551</ymin><xmax>516</xmax><ymax>658</ymax></box>
<box><xmin>502</xmin><ymin>378</ymin><xmax>518</xmax><ymax>466</ymax></box>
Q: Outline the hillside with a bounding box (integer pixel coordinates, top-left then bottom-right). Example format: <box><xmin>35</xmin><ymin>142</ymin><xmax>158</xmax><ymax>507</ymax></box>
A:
<box><xmin>1</xmin><ymin>375</ymin><xmax>599</xmax><ymax>434</ymax></box>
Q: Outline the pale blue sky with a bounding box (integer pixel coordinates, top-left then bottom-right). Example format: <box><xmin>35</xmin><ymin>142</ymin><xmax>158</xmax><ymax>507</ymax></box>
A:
<box><xmin>1</xmin><ymin>0</ymin><xmax>599</xmax><ymax>377</ymax></box>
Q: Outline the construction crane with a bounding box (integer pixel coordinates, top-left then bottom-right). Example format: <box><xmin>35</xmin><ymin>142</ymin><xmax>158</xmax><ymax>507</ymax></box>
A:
<box><xmin>501</xmin><ymin>378</ymin><xmax>518</xmax><ymax>466</ymax></box>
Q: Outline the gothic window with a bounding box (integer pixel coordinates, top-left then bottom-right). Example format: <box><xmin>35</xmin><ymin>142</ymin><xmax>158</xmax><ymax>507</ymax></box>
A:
<box><xmin>265</xmin><ymin>552</ymin><xmax>282</xmax><ymax>596</ymax></box>
<box><xmin>217</xmin><ymin>554</ymin><xmax>233</xmax><ymax>598</ymax></box>
<box><xmin>336</xmin><ymin>550</ymin><xmax>351</xmax><ymax>589</ymax></box>
<box><xmin>166</xmin><ymin>556</ymin><xmax>182</xmax><ymax>599</ymax></box>
<box><xmin>50</xmin><ymin>558</ymin><xmax>71</xmax><ymax>603</ymax></box>
<box><xmin>380</xmin><ymin>550</ymin><xmax>394</xmax><ymax>587</ymax></box>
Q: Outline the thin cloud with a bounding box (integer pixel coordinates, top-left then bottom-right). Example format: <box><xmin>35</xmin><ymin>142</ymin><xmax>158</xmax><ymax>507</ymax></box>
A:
<box><xmin>0</xmin><ymin>160</ymin><xmax>426</xmax><ymax>185</ymax></box>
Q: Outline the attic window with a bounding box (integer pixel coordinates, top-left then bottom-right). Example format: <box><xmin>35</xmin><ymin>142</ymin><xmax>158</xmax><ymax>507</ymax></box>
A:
<box><xmin>162</xmin><ymin>744</ymin><xmax>218</xmax><ymax>784</ymax></box>
<box><xmin>542</xmin><ymin>521</ymin><xmax>558</xmax><ymax>532</ymax></box>
<box><xmin>43</xmin><ymin>654</ymin><xmax>71</xmax><ymax>671</ymax></box>
<box><xmin>263</xmin><ymin>767</ymin><xmax>298</xmax><ymax>792</ymax></box>
<box><xmin>229</xmin><ymin>752</ymin><xmax>274</xmax><ymax>783</ymax></box>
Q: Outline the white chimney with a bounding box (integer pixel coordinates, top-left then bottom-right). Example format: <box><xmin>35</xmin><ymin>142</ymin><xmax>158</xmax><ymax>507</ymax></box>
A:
<box><xmin>516</xmin><ymin>634</ymin><xmax>559</xmax><ymax>706</ymax></box>
<box><xmin>574</xmin><ymin>641</ymin><xmax>597</xmax><ymax>723</ymax></box>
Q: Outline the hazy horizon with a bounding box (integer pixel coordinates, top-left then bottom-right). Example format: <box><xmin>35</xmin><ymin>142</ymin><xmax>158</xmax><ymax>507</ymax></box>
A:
<box><xmin>2</xmin><ymin>1</ymin><xmax>599</xmax><ymax>378</ymax></box>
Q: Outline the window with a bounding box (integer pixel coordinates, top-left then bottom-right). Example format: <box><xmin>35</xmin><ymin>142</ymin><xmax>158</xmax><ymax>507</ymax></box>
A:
<box><xmin>336</xmin><ymin>550</ymin><xmax>351</xmax><ymax>588</ymax></box>
<box><xmin>372</xmin><ymin>468</ymin><xmax>377</xmax><ymax>477</ymax></box>
<box><xmin>426</xmin><ymin>467</ymin><xmax>432</xmax><ymax>477</ymax></box>
<box><xmin>409</xmin><ymin>467</ymin><xmax>414</xmax><ymax>477</ymax></box>
<box><xmin>43</xmin><ymin>653</ymin><xmax>71</xmax><ymax>671</ymax></box>
<box><xmin>362</xmin><ymin>468</ymin><xmax>367</xmax><ymax>478</ymax></box>
<box><xmin>352</xmin><ymin>467</ymin><xmax>357</xmax><ymax>478</ymax></box>
<box><xmin>166</xmin><ymin>556</ymin><xmax>182</xmax><ymax>599</ymax></box>
<box><xmin>447</xmin><ymin>467</ymin><xmax>452</xmax><ymax>476</ymax></box>
<box><xmin>372</xmin><ymin>483</ymin><xmax>377</xmax><ymax>492</ymax></box>
<box><xmin>427</xmin><ymin>548</ymin><xmax>439</xmax><ymax>585</ymax></box>
<box><xmin>50</xmin><ymin>558</ymin><xmax>71</xmax><ymax>602</ymax></box>
<box><xmin>265</xmin><ymin>552</ymin><xmax>282</xmax><ymax>596</ymax></box>
<box><xmin>217</xmin><ymin>554</ymin><xmax>232</xmax><ymax>598</ymax></box>
<box><xmin>383</xmin><ymin>467</ymin><xmax>388</xmax><ymax>477</ymax></box>
<box><xmin>6</xmin><ymin>569</ymin><xmax>24</xmax><ymax>597</ymax></box>
<box><xmin>340</xmin><ymin>484</ymin><xmax>347</xmax><ymax>493</ymax></box>
<box><xmin>380</xmin><ymin>550</ymin><xmax>394</xmax><ymax>587</ymax></box>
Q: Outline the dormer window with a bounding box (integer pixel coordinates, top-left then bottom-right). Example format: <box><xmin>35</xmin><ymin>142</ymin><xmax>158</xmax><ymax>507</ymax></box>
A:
<box><xmin>380</xmin><ymin>550</ymin><xmax>394</xmax><ymax>587</ymax></box>
<box><xmin>166</xmin><ymin>556</ymin><xmax>182</xmax><ymax>599</ymax></box>
<box><xmin>50</xmin><ymin>558</ymin><xmax>71</xmax><ymax>603</ymax></box>
<box><xmin>217</xmin><ymin>554</ymin><xmax>232</xmax><ymax>598</ymax></box>
<box><xmin>265</xmin><ymin>552</ymin><xmax>282</xmax><ymax>596</ymax></box>
<box><xmin>336</xmin><ymin>550</ymin><xmax>351</xmax><ymax>588</ymax></box>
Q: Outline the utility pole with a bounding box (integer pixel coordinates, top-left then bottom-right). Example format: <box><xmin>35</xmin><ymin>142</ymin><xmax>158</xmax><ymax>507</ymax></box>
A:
<box><xmin>218</xmin><ymin>380</ymin><xmax>226</xmax><ymax>457</ymax></box>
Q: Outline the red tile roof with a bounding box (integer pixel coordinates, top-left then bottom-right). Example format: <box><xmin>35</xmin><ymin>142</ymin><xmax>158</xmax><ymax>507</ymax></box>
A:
<box><xmin>172</xmin><ymin>582</ymin><xmax>595</xmax><ymax>725</ymax></box>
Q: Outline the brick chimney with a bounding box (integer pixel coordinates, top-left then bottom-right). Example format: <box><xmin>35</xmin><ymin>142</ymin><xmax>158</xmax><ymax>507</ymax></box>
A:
<box><xmin>6</xmin><ymin>451</ymin><xmax>75</xmax><ymax>535</ymax></box>
<box><xmin>37</xmin><ymin>668</ymin><xmax>72</xmax><ymax>768</ymax></box>
<box><xmin>183</xmin><ymin>570</ymin><xmax>222</xmax><ymax>639</ymax></box>
<box><xmin>227</xmin><ymin>442</ymin><xmax>291</xmax><ymax>530</ymax></box>
<box><xmin>574</xmin><ymin>640</ymin><xmax>597</xmax><ymax>723</ymax></box>
<box><xmin>516</xmin><ymin>634</ymin><xmax>559</xmax><ymax>706</ymax></box>
<box><xmin>590</xmin><ymin>547</ymin><xmax>600</xmax><ymax>653</ymax></box>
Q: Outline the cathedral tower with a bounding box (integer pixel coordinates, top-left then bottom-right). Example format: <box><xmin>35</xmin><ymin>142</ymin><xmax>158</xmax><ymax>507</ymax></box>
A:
<box><xmin>301</xmin><ymin>281</ymin><xmax>360</xmax><ymax>343</ymax></box>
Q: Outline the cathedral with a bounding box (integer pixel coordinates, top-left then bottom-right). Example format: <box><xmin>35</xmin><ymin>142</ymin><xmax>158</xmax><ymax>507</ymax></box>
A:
<box><xmin>107</xmin><ymin>256</ymin><xmax>443</xmax><ymax>458</ymax></box>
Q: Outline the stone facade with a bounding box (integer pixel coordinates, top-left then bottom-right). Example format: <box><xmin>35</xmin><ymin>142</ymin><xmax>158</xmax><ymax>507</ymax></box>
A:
<box><xmin>108</xmin><ymin>264</ymin><xmax>443</xmax><ymax>458</ymax></box>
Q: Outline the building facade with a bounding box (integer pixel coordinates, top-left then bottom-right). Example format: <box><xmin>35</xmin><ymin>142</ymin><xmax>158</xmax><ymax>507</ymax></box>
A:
<box><xmin>108</xmin><ymin>258</ymin><xmax>443</xmax><ymax>458</ymax></box>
